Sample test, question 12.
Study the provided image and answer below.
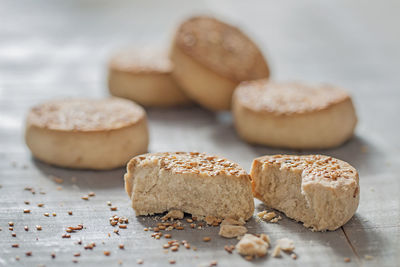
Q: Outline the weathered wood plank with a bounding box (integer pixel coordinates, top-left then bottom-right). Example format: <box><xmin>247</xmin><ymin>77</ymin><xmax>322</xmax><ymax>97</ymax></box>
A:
<box><xmin>0</xmin><ymin>0</ymin><xmax>399</xmax><ymax>266</ymax></box>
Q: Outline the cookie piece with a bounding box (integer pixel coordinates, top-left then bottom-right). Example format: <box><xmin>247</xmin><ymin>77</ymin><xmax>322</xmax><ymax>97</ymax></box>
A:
<box><xmin>124</xmin><ymin>152</ymin><xmax>254</xmax><ymax>220</ymax></box>
<box><xmin>170</xmin><ymin>16</ymin><xmax>270</xmax><ymax>111</ymax></box>
<box><xmin>233</xmin><ymin>80</ymin><xmax>357</xmax><ymax>149</ymax></box>
<box><xmin>251</xmin><ymin>155</ymin><xmax>360</xmax><ymax>231</ymax></box>
<box><xmin>235</xmin><ymin>234</ymin><xmax>270</xmax><ymax>257</ymax></box>
<box><xmin>108</xmin><ymin>48</ymin><xmax>191</xmax><ymax>107</ymax></box>
<box><xmin>25</xmin><ymin>98</ymin><xmax>148</xmax><ymax>170</ymax></box>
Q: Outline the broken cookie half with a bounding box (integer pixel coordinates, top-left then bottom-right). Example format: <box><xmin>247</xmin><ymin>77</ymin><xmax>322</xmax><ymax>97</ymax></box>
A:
<box><xmin>251</xmin><ymin>155</ymin><xmax>360</xmax><ymax>231</ymax></box>
<box><xmin>124</xmin><ymin>152</ymin><xmax>255</xmax><ymax>221</ymax></box>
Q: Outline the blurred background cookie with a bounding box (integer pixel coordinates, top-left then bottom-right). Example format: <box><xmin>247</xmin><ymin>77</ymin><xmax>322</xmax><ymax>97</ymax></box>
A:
<box><xmin>170</xmin><ymin>16</ymin><xmax>270</xmax><ymax>111</ymax></box>
<box><xmin>233</xmin><ymin>80</ymin><xmax>357</xmax><ymax>149</ymax></box>
<box><xmin>25</xmin><ymin>98</ymin><xmax>149</xmax><ymax>170</ymax></box>
<box><xmin>108</xmin><ymin>48</ymin><xmax>191</xmax><ymax>107</ymax></box>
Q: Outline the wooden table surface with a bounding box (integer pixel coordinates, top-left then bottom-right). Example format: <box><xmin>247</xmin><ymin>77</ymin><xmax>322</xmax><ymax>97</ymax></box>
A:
<box><xmin>0</xmin><ymin>0</ymin><xmax>399</xmax><ymax>266</ymax></box>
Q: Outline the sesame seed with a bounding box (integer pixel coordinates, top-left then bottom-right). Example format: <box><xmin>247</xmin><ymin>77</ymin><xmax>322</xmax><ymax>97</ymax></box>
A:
<box><xmin>107</xmin><ymin>201</ymin><xmax>112</xmax><ymax>206</ymax></box>
<box><xmin>110</xmin><ymin>206</ymin><xmax>117</xmax><ymax>211</ymax></box>
<box><xmin>24</xmin><ymin>201</ymin><xmax>30</xmax><ymax>205</ymax></box>
<box><xmin>9</xmin><ymin>222</ymin><xmax>14</xmax><ymax>226</ymax></box>
<box><xmin>9</xmin><ymin>227</ymin><xmax>13</xmax><ymax>231</ymax></box>
<box><xmin>203</xmin><ymin>237</ymin><xmax>211</xmax><ymax>242</ymax></box>
<box><xmin>104</xmin><ymin>251</ymin><xmax>110</xmax><ymax>256</ymax></box>
<box><xmin>52</xmin><ymin>213</ymin><xmax>56</xmax><ymax>217</ymax></box>
<box><xmin>38</xmin><ymin>203</ymin><xmax>44</xmax><ymax>207</ymax></box>
<box><xmin>119</xmin><ymin>225</ymin><xmax>127</xmax><ymax>229</ymax></box>
<box><xmin>12</xmin><ymin>243</ymin><xmax>19</xmax><ymax>248</ymax></box>
<box><xmin>143</xmin><ymin>228</ymin><xmax>149</xmax><ymax>231</ymax></box>
<box><xmin>36</xmin><ymin>225</ymin><xmax>42</xmax><ymax>231</ymax></box>
<box><xmin>44</xmin><ymin>213</ymin><xmax>49</xmax><ymax>217</ymax></box>
<box><xmin>88</xmin><ymin>192</ymin><xmax>96</xmax><ymax>197</ymax></box>
<box><xmin>68</xmin><ymin>211</ymin><xmax>73</xmax><ymax>215</ymax></box>
<box><xmin>164</xmin><ymin>234</ymin><xmax>172</xmax><ymax>239</ymax></box>
<box><xmin>12</xmin><ymin>232</ymin><xmax>16</xmax><ymax>237</ymax></box>
<box><xmin>26</xmin><ymin>251</ymin><xmax>32</xmax><ymax>257</ymax></box>
<box><xmin>81</xmin><ymin>196</ymin><xmax>89</xmax><ymax>200</ymax></box>
<box><xmin>24</xmin><ymin>226</ymin><xmax>29</xmax><ymax>231</ymax></box>
<box><xmin>23</xmin><ymin>209</ymin><xmax>30</xmax><ymax>213</ymax></box>
<box><xmin>169</xmin><ymin>259</ymin><xmax>176</xmax><ymax>264</ymax></box>
<box><xmin>74</xmin><ymin>253</ymin><xmax>81</xmax><ymax>257</ymax></box>
<box><xmin>119</xmin><ymin>244</ymin><xmax>124</xmax><ymax>249</ymax></box>
<box><xmin>344</xmin><ymin>257</ymin><xmax>351</xmax><ymax>262</ymax></box>
<box><xmin>53</xmin><ymin>177</ymin><xmax>64</xmax><ymax>184</ymax></box>
<box><xmin>137</xmin><ymin>259</ymin><xmax>144</xmax><ymax>264</ymax></box>
<box><xmin>51</xmin><ymin>253</ymin><xmax>56</xmax><ymax>258</ymax></box>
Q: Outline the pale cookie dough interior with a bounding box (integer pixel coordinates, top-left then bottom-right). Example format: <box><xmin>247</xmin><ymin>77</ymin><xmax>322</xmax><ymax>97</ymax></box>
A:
<box><xmin>251</xmin><ymin>155</ymin><xmax>360</xmax><ymax>231</ymax></box>
<box><xmin>124</xmin><ymin>152</ymin><xmax>255</xmax><ymax>220</ymax></box>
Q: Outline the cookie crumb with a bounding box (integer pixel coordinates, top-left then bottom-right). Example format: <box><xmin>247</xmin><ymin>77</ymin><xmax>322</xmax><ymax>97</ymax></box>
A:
<box><xmin>272</xmin><ymin>245</ymin><xmax>281</xmax><ymax>258</ymax></box>
<box><xmin>277</xmin><ymin>238</ymin><xmax>295</xmax><ymax>252</ymax></box>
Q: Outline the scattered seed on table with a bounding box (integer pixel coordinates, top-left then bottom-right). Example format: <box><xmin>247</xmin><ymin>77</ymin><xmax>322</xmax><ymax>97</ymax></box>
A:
<box><xmin>119</xmin><ymin>244</ymin><xmax>124</xmax><ymax>249</ymax></box>
<box><xmin>104</xmin><ymin>251</ymin><xmax>110</xmax><ymax>256</ymax></box>
<box><xmin>210</xmin><ymin>260</ymin><xmax>218</xmax><ymax>266</ymax></box>
<box><xmin>110</xmin><ymin>206</ymin><xmax>117</xmax><ymax>211</ymax></box>
<box><xmin>36</xmin><ymin>225</ymin><xmax>42</xmax><ymax>231</ymax></box>
<box><xmin>137</xmin><ymin>259</ymin><xmax>144</xmax><ymax>264</ymax></box>
<box><xmin>88</xmin><ymin>192</ymin><xmax>95</xmax><ymax>197</ymax></box>
<box><xmin>81</xmin><ymin>196</ymin><xmax>89</xmax><ymax>200</ymax></box>
<box><xmin>203</xmin><ymin>237</ymin><xmax>211</xmax><ymax>242</ymax></box>
<box><xmin>12</xmin><ymin>232</ymin><xmax>16</xmax><ymax>237</ymax></box>
<box><xmin>26</xmin><ymin>251</ymin><xmax>32</xmax><ymax>257</ymax></box>
<box><xmin>44</xmin><ymin>213</ymin><xmax>49</xmax><ymax>217</ymax></box>
<box><xmin>52</xmin><ymin>213</ymin><xmax>56</xmax><ymax>217</ymax></box>
<box><xmin>74</xmin><ymin>253</ymin><xmax>80</xmax><ymax>257</ymax></box>
<box><xmin>24</xmin><ymin>201</ymin><xmax>30</xmax><ymax>205</ymax></box>
<box><xmin>51</xmin><ymin>253</ymin><xmax>56</xmax><ymax>258</ymax></box>
<box><xmin>9</xmin><ymin>222</ymin><xmax>14</xmax><ymax>226</ymax></box>
<box><xmin>38</xmin><ymin>203</ymin><xmax>44</xmax><ymax>207</ymax></box>
<box><xmin>9</xmin><ymin>227</ymin><xmax>13</xmax><ymax>231</ymax></box>
<box><xmin>24</xmin><ymin>226</ymin><xmax>29</xmax><ymax>231</ymax></box>
<box><xmin>68</xmin><ymin>211</ymin><xmax>73</xmax><ymax>215</ymax></box>
<box><xmin>169</xmin><ymin>259</ymin><xmax>176</xmax><ymax>264</ymax></box>
<box><xmin>12</xmin><ymin>243</ymin><xmax>19</xmax><ymax>248</ymax></box>
<box><xmin>107</xmin><ymin>201</ymin><xmax>112</xmax><ymax>206</ymax></box>
<box><xmin>119</xmin><ymin>225</ymin><xmax>127</xmax><ymax>229</ymax></box>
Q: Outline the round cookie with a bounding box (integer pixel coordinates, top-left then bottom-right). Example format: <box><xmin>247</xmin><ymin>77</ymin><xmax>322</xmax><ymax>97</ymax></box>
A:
<box><xmin>251</xmin><ymin>154</ymin><xmax>360</xmax><ymax>231</ymax></box>
<box><xmin>108</xmin><ymin>48</ymin><xmax>191</xmax><ymax>107</ymax></box>
<box><xmin>233</xmin><ymin>80</ymin><xmax>357</xmax><ymax>149</ymax></box>
<box><xmin>170</xmin><ymin>16</ymin><xmax>270</xmax><ymax>111</ymax></box>
<box><xmin>25</xmin><ymin>98</ymin><xmax>149</xmax><ymax>170</ymax></box>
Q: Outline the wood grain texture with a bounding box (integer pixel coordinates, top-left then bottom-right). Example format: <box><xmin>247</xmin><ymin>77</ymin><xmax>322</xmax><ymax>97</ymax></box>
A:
<box><xmin>0</xmin><ymin>0</ymin><xmax>399</xmax><ymax>266</ymax></box>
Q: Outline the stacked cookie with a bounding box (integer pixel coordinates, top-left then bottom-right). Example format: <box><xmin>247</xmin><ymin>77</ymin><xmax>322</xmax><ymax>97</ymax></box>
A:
<box><xmin>108</xmin><ymin>15</ymin><xmax>357</xmax><ymax>149</ymax></box>
<box><xmin>108</xmin><ymin>16</ymin><xmax>270</xmax><ymax>111</ymax></box>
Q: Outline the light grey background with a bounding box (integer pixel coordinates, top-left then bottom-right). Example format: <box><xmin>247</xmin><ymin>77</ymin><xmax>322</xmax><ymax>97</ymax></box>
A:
<box><xmin>0</xmin><ymin>0</ymin><xmax>399</xmax><ymax>266</ymax></box>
